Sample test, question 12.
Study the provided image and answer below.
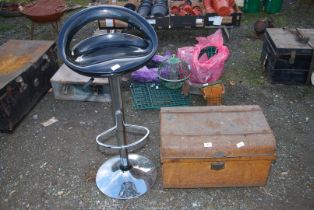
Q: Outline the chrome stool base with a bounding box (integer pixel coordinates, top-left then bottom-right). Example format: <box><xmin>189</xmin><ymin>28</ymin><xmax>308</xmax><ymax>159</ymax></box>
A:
<box><xmin>96</xmin><ymin>154</ymin><xmax>157</xmax><ymax>199</ymax></box>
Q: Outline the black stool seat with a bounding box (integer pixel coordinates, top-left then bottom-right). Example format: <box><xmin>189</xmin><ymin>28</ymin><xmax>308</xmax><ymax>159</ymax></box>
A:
<box><xmin>58</xmin><ymin>5</ymin><xmax>158</xmax><ymax>77</ymax></box>
<box><xmin>70</xmin><ymin>33</ymin><xmax>151</xmax><ymax>77</ymax></box>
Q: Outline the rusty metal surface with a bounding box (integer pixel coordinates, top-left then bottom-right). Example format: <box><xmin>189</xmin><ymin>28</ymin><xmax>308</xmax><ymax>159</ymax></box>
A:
<box><xmin>0</xmin><ymin>41</ymin><xmax>58</xmax><ymax>131</ymax></box>
<box><xmin>160</xmin><ymin>105</ymin><xmax>276</xmax><ymax>160</ymax></box>
<box><xmin>0</xmin><ymin>40</ymin><xmax>54</xmax><ymax>89</ymax></box>
<box><xmin>19</xmin><ymin>0</ymin><xmax>66</xmax><ymax>22</ymax></box>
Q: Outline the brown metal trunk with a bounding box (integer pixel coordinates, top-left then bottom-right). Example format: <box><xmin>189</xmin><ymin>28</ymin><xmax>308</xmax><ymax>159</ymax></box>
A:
<box><xmin>160</xmin><ymin>105</ymin><xmax>276</xmax><ymax>188</ymax></box>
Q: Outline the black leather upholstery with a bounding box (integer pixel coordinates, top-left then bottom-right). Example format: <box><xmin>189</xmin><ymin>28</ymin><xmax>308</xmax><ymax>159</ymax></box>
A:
<box><xmin>58</xmin><ymin>6</ymin><xmax>158</xmax><ymax>77</ymax></box>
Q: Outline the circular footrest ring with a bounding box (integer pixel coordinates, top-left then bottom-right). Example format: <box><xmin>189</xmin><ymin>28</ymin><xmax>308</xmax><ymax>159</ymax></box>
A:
<box><xmin>96</xmin><ymin>123</ymin><xmax>150</xmax><ymax>154</ymax></box>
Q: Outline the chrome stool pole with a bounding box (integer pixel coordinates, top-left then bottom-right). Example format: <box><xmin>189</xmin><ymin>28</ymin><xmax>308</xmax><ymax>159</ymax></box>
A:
<box><xmin>108</xmin><ymin>76</ymin><xmax>130</xmax><ymax>169</ymax></box>
<box><xmin>95</xmin><ymin>76</ymin><xmax>156</xmax><ymax>199</ymax></box>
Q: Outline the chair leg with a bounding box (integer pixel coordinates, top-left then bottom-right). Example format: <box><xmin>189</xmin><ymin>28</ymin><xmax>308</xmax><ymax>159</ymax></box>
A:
<box><xmin>30</xmin><ymin>22</ymin><xmax>34</xmax><ymax>40</ymax></box>
<box><xmin>51</xmin><ymin>22</ymin><xmax>59</xmax><ymax>38</ymax></box>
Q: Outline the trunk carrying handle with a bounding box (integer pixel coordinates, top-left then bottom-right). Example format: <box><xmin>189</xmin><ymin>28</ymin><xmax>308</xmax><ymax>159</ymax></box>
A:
<box><xmin>211</xmin><ymin>162</ymin><xmax>225</xmax><ymax>171</ymax></box>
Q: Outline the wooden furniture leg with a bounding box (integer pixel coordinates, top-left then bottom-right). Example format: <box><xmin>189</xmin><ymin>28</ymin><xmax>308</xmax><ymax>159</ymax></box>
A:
<box><xmin>30</xmin><ymin>22</ymin><xmax>34</xmax><ymax>40</ymax></box>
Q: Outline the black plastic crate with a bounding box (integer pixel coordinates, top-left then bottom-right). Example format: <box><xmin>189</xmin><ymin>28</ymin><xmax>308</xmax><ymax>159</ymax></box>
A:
<box><xmin>261</xmin><ymin>28</ymin><xmax>314</xmax><ymax>85</ymax></box>
<box><xmin>169</xmin><ymin>15</ymin><xmax>204</xmax><ymax>28</ymax></box>
<box><xmin>204</xmin><ymin>5</ymin><xmax>242</xmax><ymax>27</ymax></box>
<box><xmin>204</xmin><ymin>12</ymin><xmax>241</xmax><ymax>27</ymax></box>
<box><xmin>265</xmin><ymin>59</ymin><xmax>309</xmax><ymax>85</ymax></box>
<box><xmin>98</xmin><ymin>17</ymin><xmax>170</xmax><ymax>30</ymax></box>
<box><xmin>97</xmin><ymin>0</ymin><xmax>170</xmax><ymax>29</ymax></box>
<box><xmin>146</xmin><ymin>17</ymin><xmax>170</xmax><ymax>29</ymax></box>
<box><xmin>98</xmin><ymin>19</ymin><xmax>131</xmax><ymax>30</ymax></box>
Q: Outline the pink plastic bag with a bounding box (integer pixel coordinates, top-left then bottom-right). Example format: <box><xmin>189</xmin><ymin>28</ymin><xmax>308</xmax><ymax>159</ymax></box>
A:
<box><xmin>177</xmin><ymin>29</ymin><xmax>229</xmax><ymax>84</ymax></box>
<box><xmin>177</xmin><ymin>46</ymin><xmax>194</xmax><ymax>67</ymax></box>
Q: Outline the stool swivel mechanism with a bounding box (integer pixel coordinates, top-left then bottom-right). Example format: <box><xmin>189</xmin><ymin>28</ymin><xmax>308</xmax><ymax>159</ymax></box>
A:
<box><xmin>58</xmin><ymin>6</ymin><xmax>158</xmax><ymax>199</ymax></box>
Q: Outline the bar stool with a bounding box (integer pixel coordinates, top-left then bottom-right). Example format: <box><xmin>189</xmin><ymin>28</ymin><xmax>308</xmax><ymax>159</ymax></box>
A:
<box><xmin>57</xmin><ymin>6</ymin><xmax>158</xmax><ymax>199</ymax></box>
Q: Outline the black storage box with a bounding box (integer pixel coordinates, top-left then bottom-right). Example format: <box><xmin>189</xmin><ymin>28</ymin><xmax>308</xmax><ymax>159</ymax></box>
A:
<box><xmin>261</xmin><ymin>28</ymin><xmax>314</xmax><ymax>85</ymax></box>
<box><xmin>204</xmin><ymin>5</ymin><xmax>242</xmax><ymax>28</ymax></box>
<box><xmin>146</xmin><ymin>17</ymin><xmax>170</xmax><ymax>29</ymax></box>
<box><xmin>0</xmin><ymin>40</ymin><xmax>59</xmax><ymax>132</ymax></box>
<box><xmin>97</xmin><ymin>0</ymin><xmax>170</xmax><ymax>30</ymax></box>
<box><xmin>96</xmin><ymin>0</ymin><xmax>242</xmax><ymax>29</ymax></box>
<box><xmin>168</xmin><ymin>0</ymin><xmax>204</xmax><ymax>29</ymax></box>
<box><xmin>170</xmin><ymin>15</ymin><xmax>204</xmax><ymax>28</ymax></box>
<box><xmin>204</xmin><ymin>12</ymin><xmax>241</xmax><ymax>27</ymax></box>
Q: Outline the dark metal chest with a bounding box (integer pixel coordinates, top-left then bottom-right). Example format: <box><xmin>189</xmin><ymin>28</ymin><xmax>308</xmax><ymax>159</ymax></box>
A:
<box><xmin>0</xmin><ymin>40</ymin><xmax>59</xmax><ymax>132</ymax></box>
<box><xmin>261</xmin><ymin>28</ymin><xmax>314</xmax><ymax>85</ymax></box>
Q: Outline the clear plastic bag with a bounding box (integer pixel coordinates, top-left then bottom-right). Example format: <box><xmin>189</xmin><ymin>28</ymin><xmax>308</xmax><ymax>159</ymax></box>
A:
<box><xmin>177</xmin><ymin>29</ymin><xmax>229</xmax><ymax>84</ymax></box>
